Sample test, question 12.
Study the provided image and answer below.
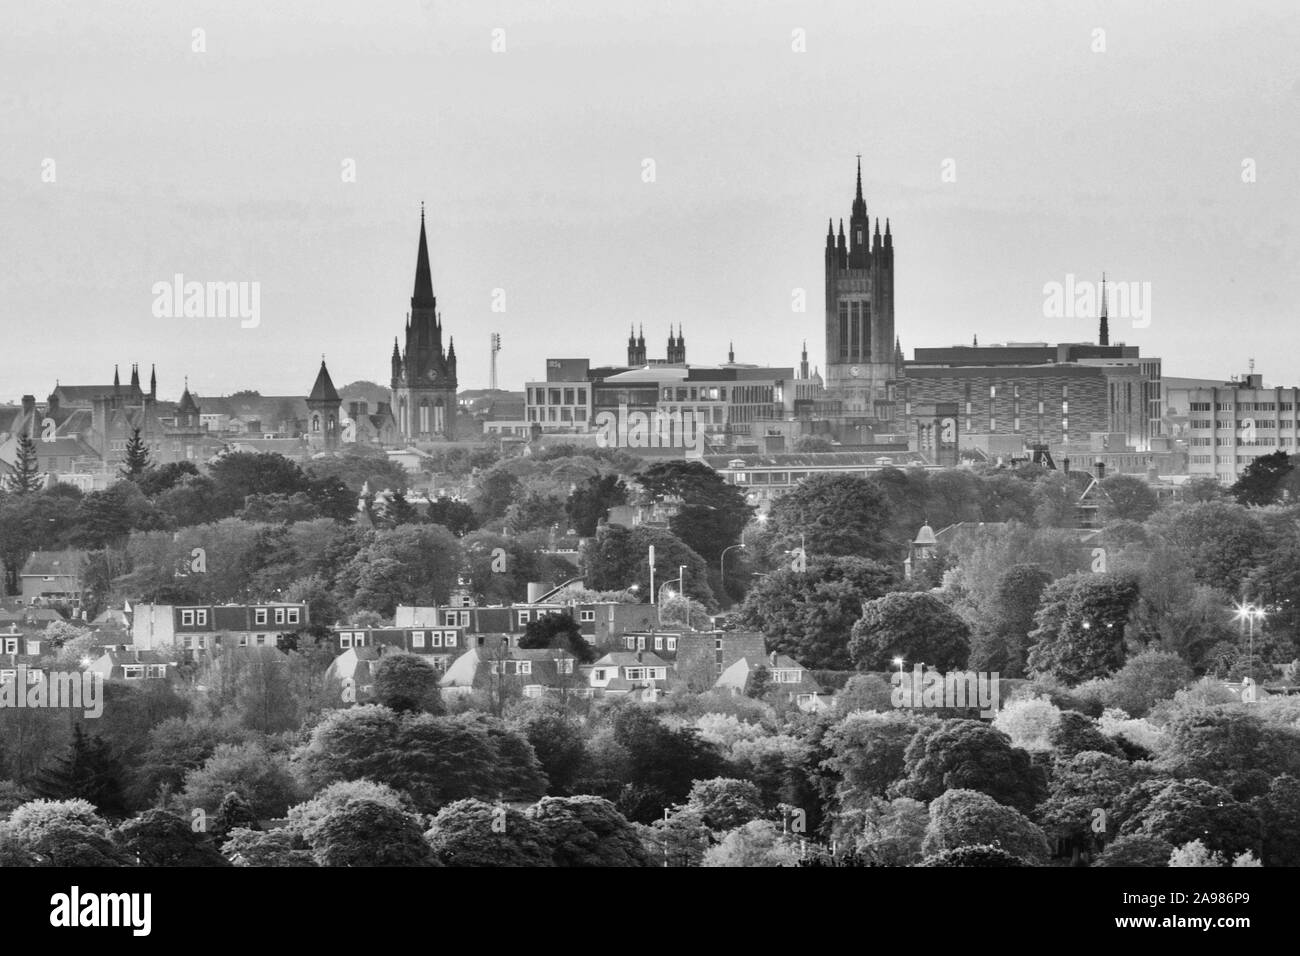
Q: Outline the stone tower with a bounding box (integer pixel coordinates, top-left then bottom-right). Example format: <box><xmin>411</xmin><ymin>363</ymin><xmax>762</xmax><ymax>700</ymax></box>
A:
<box><xmin>306</xmin><ymin>358</ymin><xmax>342</xmax><ymax>450</ymax></box>
<box><xmin>390</xmin><ymin>206</ymin><xmax>458</xmax><ymax>441</ymax></box>
<box><xmin>824</xmin><ymin>158</ymin><xmax>896</xmax><ymax>423</ymax></box>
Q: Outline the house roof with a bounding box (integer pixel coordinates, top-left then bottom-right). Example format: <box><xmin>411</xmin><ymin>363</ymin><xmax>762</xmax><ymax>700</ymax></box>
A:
<box><xmin>308</xmin><ymin>361</ymin><xmax>341</xmax><ymax>404</ymax></box>
<box><xmin>593</xmin><ymin>651</ymin><xmax>669</xmax><ymax>668</ymax></box>
<box><xmin>20</xmin><ymin>550</ymin><xmax>85</xmax><ymax>577</ymax></box>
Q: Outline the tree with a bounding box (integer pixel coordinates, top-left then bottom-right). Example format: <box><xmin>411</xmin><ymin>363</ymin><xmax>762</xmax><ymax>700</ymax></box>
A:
<box><xmin>1048</xmin><ymin>711</ymin><xmax>1124</xmax><ymax>759</ymax></box>
<box><xmin>525</xmin><ymin>796</ymin><xmax>652</xmax><ymax>866</ymax></box>
<box><xmin>424</xmin><ymin>799</ymin><xmax>554</xmax><ymax>866</ymax></box>
<box><xmin>222</xmin><ymin>827</ymin><xmax>316</xmax><ymax>867</ymax></box>
<box><xmin>6</xmin><ymin>432</ymin><xmax>42</xmax><ymax>494</ymax></box>
<box><xmin>1253</xmin><ymin>774</ymin><xmax>1300</xmax><ymax>867</ymax></box>
<box><xmin>211</xmin><ymin>791</ymin><xmax>260</xmax><ymax>845</ymax></box>
<box><xmin>136</xmin><ymin>460</ymin><xmax>199</xmax><ymax>497</ymax></box>
<box><xmin>293</xmin><ymin>707</ymin><xmax>546</xmax><ymax>813</ymax></box>
<box><xmin>921</xmin><ymin>789</ymin><xmax>1050</xmax><ymax>864</ymax></box>
<box><xmin>610</xmin><ymin>707</ymin><xmax>726</xmax><ymax>821</ymax></box>
<box><xmin>822</xmin><ymin>710</ymin><xmax>930</xmax><ymax>805</ymax></box>
<box><xmin>967</xmin><ymin>564</ymin><xmax>1053</xmax><ymax>677</ymax></box>
<box><xmin>1093</xmin><ymin>649</ymin><xmax>1193</xmax><ymax>717</ymax></box>
<box><xmin>1031</xmin><ymin>472</ymin><xmax>1079</xmax><ymax>528</ymax></box>
<box><xmin>470</xmin><ymin>464</ymin><xmax>523</xmax><ymax>521</ymax></box>
<box><xmin>1037</xmin><ymin>751</ymin><xmax>1139</xmax><ymax>860</ymax></box>
<box><xmin>1168</xmin><ymin>839</ymin><xmax>1226</xmax><ymax>867</ymax></box>
<box><xmin>209</xmin><ymin>452</ymin><xmax>312</xmax><ymax>516</ymax></box>
<box><xmin>424</xmin><ymin>496</ymin><xmax>478</xmax><ymax>536</ymax></box>
<box><xmin>375</xmin><ymin>489</ymin><xmax>419</xmax><ymax>528</ymax></box>
<box><xmin>991</xmin><ymin>695</ymin><xmax>1061</xmax><ymax>753</ymax></box>
<box><xmin>1118</xmin><ymin>779</ymin><xmax>1260</xmax><ymax>859</ymax></box>
<box><xmin>511</xmin><ymin>700</ymin><xmax>588</xmax><ymax>795</ymax></box>
<box><xmin>337</xmin><ymin>524</ymin><xmax>462</xmax><ymax>616</ymax></box>
<box><xmin>583</xmin><ymin>524</ymin><xmax>715</xmax><ymax>607</ymax></box>
<box><xmin>1093</xmin><ymin>834</ymin><xmax>1174</xmax><ymax>867</ymax></box>
<box><xmin>1145</xmin><ymin>502</ymin><xmax>1264</xmax><ymax>594</ymax></box>
<box><xmin>1155</xmin><ymin>705</ymin><xmax>1300</xmax><ymax>800</ymax></box>
<box><xmin>519</xmin><ymin>611</ymin><xmax>594</xmax><ymax>663</ymax></box>
<box><xmin>849</xmin><ymin>592</ymin><xmax>971</xmax><ymax>671</ymax></box>
<box><xmin>179</xmin><ymin>741</ymin><xmax>299</xmax><ymax>818</ymax></box>
<box><xmin>636</xmin><ymin>460</ymin><xmax>752</xmax><ymax>562</ymax></box>
<box><xmin>847</xmin><ymin>796</ymin><xmax>929</xmax><ymax>866</ymax></box>
<box><xmin>1098</xmin><ymin>474</ymin><xmax>1159</xmax><ymax>522</ymax></box>
<box><xmin>112</xmin><ymin>809</ymin><xmax>228</xmax><ymax>866</ymax></box>
<box><xmin>1</xmin><ymin>798</ymin><xmax>132</xmax><ymax>866</ymax></box>
<box><xmin>119</xmin><ymin>427</ymin><xmax>152</xmax><ymax>480</ymax></box>
<box><xmin>31</xmin><ymin>725</ymin><xmax>128</xmax><ymax>817</ymax></box>
<box><xmin>765</xmin><ymin>474</ymin><xmax>895</xmax><ymax>561</ymax></box>
<box><xmin>738</xmin><ymin>556</ymin><xmax>898</xmax><ymax>669</ymax></box>
<box><xmin>702</xmin><ymin>820</ymin><xmax>800</xmax><ymax>867</ymax></box>
<box><xmin>1026</xmin><ymin>572</ymin><xmax>1140</xmax><ymax>683</ymax></box>
<box><xmin>919</xmin><ymin>844</ymin><xmax>1027</xmax><ymax>867</ymax></box>
<box><xmin>893</xmin><ymin>719</ymin><xmax>1044</xmax><ymax>814</ymax></box>
<box><xmin>683</xmin><ymin>778</ymin><xmax>764</xmax><ymax>832</ymax></box>
<box><xmin>792</xmin><ymin>435</ymin><xmax>834</xmax><ymax>453</ymax></box>
<box><xmin>370</xmin><ymin>652</ymin><xmax>443</xmax><ymax>714</ymax></box>
<box><xmin>1230</xmin><ymin>450</ymin><xmax>1293</xmax><ymax>506</ymax></box>
<box><xmin>309</xmin><ymin>798</ymin><xmax>438</xmax><ymax>866</ymax></box>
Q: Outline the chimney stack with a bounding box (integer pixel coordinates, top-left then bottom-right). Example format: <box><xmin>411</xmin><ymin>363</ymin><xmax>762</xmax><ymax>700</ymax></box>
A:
<box><xmin>769</xmin><ymin>650</ymin><xmax>777</xmax><ymax>666</ymax></box>
<box><xmin>1094</xmin><ymin>461</ymin><xmax>1106</xmax><ymax>480</ymax></box>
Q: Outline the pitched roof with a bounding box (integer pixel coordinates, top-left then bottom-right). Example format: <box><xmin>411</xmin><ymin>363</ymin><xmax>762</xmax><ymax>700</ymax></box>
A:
<box><xmin>20</xmin><ymin>550</ymin><xmax>85</xmax><ymax>577</ymax></box>
<box><xmin>308</xmin><ymin>361</ymin><xmax>341</xmax><ymax>404</ymax></box>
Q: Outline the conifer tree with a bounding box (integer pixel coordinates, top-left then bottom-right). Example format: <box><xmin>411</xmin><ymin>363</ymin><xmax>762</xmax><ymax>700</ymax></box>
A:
<box><xmin>119</xmin><ymin>426</ymin><xmax>152</xmax><ymax>480</ymax></box>
<box><xmin>32</xmin><ymin>724</ymin><xmax>128</xmax><ymax>817</ymax></box>
<box><xmin>6</xmin><ymin>432</ymin><xmax>42</xmax><ymax>494</ymax></box>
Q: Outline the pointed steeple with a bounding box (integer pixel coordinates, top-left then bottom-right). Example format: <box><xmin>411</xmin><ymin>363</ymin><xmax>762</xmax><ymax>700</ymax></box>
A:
<box><xmin>448</xmin><ymin>337</ymin><xmax>456</xmax><ymax>360</ymax></box>
<box><xmin>308</xmin><ymin>358</ymin><xmax>341</xmax><ymax>404</ymax></box>
<box><xmin>1099</xmin><ymin>272</ymin><xmax>1110</xmax><ymax>346</ymax></box>
<box><xmin>130</xmin><ymin>363</ymin><xmax>140</xmax><ymax>390</ymax></box>
<box><xmin>884</xmin><ymin>217</ymin><xmax>892</xmax><ymax>247</ymax></box>
<box><xmin>728</xmin><ymin>341</ymin><xmax>735</xmax><ymax>364</ymax></box>
<box><xmin>113</xmin><ymin>365</ymin><xmax>120</xmax><ymax>388</ymax></box>
<box><xmin>852</xmin><ymin>155</ymin><xmax>867</xmax><ymax>220</ymax></box>
<box><xmin>412</xmin><ymin>203</ymin><xmax>435</xmax><ymax>306</ymax></box>
<box><xmin>826</xmin><ymin>218</ymin><xmax>835</xmax><ymax>248</ymax></box>
<box><xmin>150</xmin><ymin>364</ymin><xmax>157</xmax><ymax>400</ymax></box>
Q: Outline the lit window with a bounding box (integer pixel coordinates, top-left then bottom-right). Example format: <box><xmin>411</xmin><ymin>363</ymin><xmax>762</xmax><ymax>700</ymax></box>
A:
<box><xmin>412</xmin><ymin>631</ymin><xmax>426</xmax><ymax>648</ymax></box>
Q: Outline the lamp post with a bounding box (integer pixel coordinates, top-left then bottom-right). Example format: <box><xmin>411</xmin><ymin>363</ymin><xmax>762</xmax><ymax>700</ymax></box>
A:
<box><xmin>1234</xmin><ymin>601</ymin><xmax>1265</xmax><ymax>680</ymax></box>
<box><xmin>720</xmin><ymin>544</ymin><xmax>745</xmax><ymax>583</ymax></box>
<box><xmin>658</xmin><ymin>565</ymin><xmax>686</xmax><ymax>625</ymax></box>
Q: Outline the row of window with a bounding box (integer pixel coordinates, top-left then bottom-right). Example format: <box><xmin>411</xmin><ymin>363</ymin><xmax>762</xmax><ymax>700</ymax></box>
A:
<box><xmin>338</xmin><ymin>630</ymin><xmax>459</xmax><ymax>650</ymax></box>
<box><xmin>528</xmin><ymin>407</ymin><xmax>589</xmax><ymax>422</ymax></box>
<box><xmin>122</xmin><ymin>664</ymin><xmax>169</xmax><ymax>679</ymax></box>
<box><xmin>179</xmin><ymin>607</ymin><xmax>300</xmax><ymax>627</ymax></box>
<box><xmin>1</xmin><ymin>638</ymin><xmax>36</xmax><ymax>655</ymax></box>
<box><xmin>623</xmin><ymin>635</ymin><xmax>678</xmax><ymax>652</ymax></box>
<box><xmin>528</xmin><ymin>387</ymin><xmax>589</xmax><ymax>406</ymax></box>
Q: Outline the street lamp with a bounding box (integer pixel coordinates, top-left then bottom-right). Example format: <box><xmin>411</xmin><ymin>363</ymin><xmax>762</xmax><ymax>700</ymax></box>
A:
<box><xmin>893</xmin><ymin>656</ymin><xmax>905</xmax><ymax>677</ymax></box>
<box><xmin>658</xmin><ymin>565</ymin><xmax>686</xmax><ymax>625</ymax></box>
<box><xmin>1234</xmin><ymin>601</ymin><xmax>1266</xmax><ymax>680</ymax></box>
<box><xmin>720</xmin><ymin>544</ymin><xmax>746</xmax><ymax>582</ymax></box>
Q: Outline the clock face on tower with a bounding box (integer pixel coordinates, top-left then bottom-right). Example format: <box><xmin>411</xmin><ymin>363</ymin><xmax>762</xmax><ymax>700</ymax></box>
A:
<box><xmin>426</xmin><ymin>369</ymin><xmax>439</xmax><ymax>382</ymax></box>
<box><xmin>849</xmin><ymin>366</ymin><xmax>861</xmax><ymax>377</ymax></box>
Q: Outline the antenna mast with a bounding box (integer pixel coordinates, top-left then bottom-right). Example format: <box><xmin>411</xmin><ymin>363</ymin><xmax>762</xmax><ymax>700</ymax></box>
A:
<box><xmin>490</xmin><ymin>332</ymin><xmax>501</xmax><ymax>391</ymax></box>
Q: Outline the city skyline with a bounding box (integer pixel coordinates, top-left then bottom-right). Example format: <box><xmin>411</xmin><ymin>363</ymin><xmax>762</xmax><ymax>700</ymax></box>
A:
<box><xmin>3</xmin><ymin>1</ymin><xmax>1298</xmax><ymax>400</ymax></box>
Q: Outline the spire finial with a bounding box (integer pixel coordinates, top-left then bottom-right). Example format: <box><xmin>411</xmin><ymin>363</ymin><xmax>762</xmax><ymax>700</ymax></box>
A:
<box><xmin>856</xmin><ymin>153</ymin><xmax>863</xmax><ymax>201</ymax></box>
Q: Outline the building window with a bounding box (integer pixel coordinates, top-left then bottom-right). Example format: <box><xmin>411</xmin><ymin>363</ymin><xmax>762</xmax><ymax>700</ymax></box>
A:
<box><xmin>255</xmin><ymin>608</ymin><xmax>268</xmax><ymax>625</ymax></box>
<box><xmin>517</xmin><ymin>611</ymin><xmax>530</xmax><ymax>626</ymax></box>
<box><xmin>275</xmin><ymin>608</ymin><xmax>286</xmax><ymax>625</ymax></box>
<box><xmin>654</xmin><ymin>636</ymin><xmax>663</xmax><ymax>650</ymax></box>
<box><xmin>412</xmin><ymin>631</ymin><xmax>426</xmax><ymax>648</ymax></box>
<box><xmin>445</xmin><ymin>633</ymin><xmax>457</xmax><ymax>647</ymax></box>
<box><xmin>340</xmin><ymin>632</ymin><xmax>353</xmax><ymax>649</ymax></box>
<box><xmin>430</xmin><ymin>632</ymin><xmax>443</xmax><ymax>647</ymax></box>
<box><xmin>579</xmin><ymin>610</ymin><xmax>595</xmax><ymax>623</ymax></box>
<box><xmin>238</xmin><ymin>635</ymin><xmax>249</xmax><ymax>647</ymax></box>
<box><xmin>147</xmin><ymin>665</ymin><xmax>167</xmax><ymax>678</ymax></box>
<box><xmin>667</xmin><ymin>637</ymin><xmax>677</xmax><ymax>651</ymax></box>
<box><xmin>122</xmin><ymin>665</ymin><xmax>144</xmax><ymax>679</ymax></box>
<box><xmin>594</xmin><ymin>669</ymin><xmax>607</xmax><ymax>681</ymax></box>
<box><xmin>287</xmin><ymin>608</ymin><xmax>300</xmax><ymax>625</ymax></box>
<box><xmin>181</xmin><ymin>610</ymin><xmax>194</xmax><ymax>626</ymax></box>
<box><xmin>2</xmin><ymin>638</ymin><xmax>17</xmax><ymax>655</ymax></box>
<box><xmin>625</xmin><ymin>667</ymin><xmax>645</xmax><ymax>681</ymax></box>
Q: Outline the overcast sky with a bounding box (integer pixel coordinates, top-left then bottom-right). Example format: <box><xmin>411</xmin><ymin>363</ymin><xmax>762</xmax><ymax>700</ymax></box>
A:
<box><xmin>2</xmin><ymin>1</ymin><xmax>1298</xmax><ymax>402</ymax></box>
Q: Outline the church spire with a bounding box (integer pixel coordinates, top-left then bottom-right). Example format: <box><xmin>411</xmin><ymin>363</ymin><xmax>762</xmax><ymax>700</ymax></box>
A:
<box><xmin>150</xmin><ymin>364</ymin><xmax>157</xmax><ymax>400</ymax></box>
<box><xmin>728</xmin><ymin>341</ymin><xmax>735</xmax><ymax>364</ymax></box>
<box><xmin>852</xmin><ymin>154</ymin><xmax>866</xmax><ymax>219</ymax></box>
<box><xmin>1099</xmin><ymin>272</ymin><xmax>1110</xmax><ymax>346</ymax></box>
<box><xmin>412</xmin><ymin>203</ymin><xmax>434</xmax><ymax>305</ymax></box>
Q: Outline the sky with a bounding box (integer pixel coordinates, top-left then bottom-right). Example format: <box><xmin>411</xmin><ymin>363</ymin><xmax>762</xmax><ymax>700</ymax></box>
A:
<box><xmin>2</xmin><ymin>0</ymin><xmax>1298</xmax><ymax>403</ymax></box>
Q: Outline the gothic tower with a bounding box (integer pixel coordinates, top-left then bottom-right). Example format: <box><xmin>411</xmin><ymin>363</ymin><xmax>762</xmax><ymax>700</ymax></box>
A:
<box><xmin>627</xmin><ymin>325</ymin><xmax>647</xmax><ymax>366</ymax></box>
<box><xmin>307</xmin><ymin>358</ymin><xmax>342</xmax><ymax>450</ymax></box>
<box><xmin>390</xmin><ymin>206</ymin><xmax>459</xmax><ymax>442</ymax></box>
<box><xmin>824</xmin><ymin>158</ymin><xmax>896</xmax><ymax>423</ymax></box>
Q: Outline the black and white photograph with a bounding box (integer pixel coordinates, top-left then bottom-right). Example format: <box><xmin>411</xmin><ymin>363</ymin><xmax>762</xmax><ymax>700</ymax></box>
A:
<box><xmin>1</xmin><ymin>0</ymin><xmax>1296</xmax><ymax>930</ymax></box>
